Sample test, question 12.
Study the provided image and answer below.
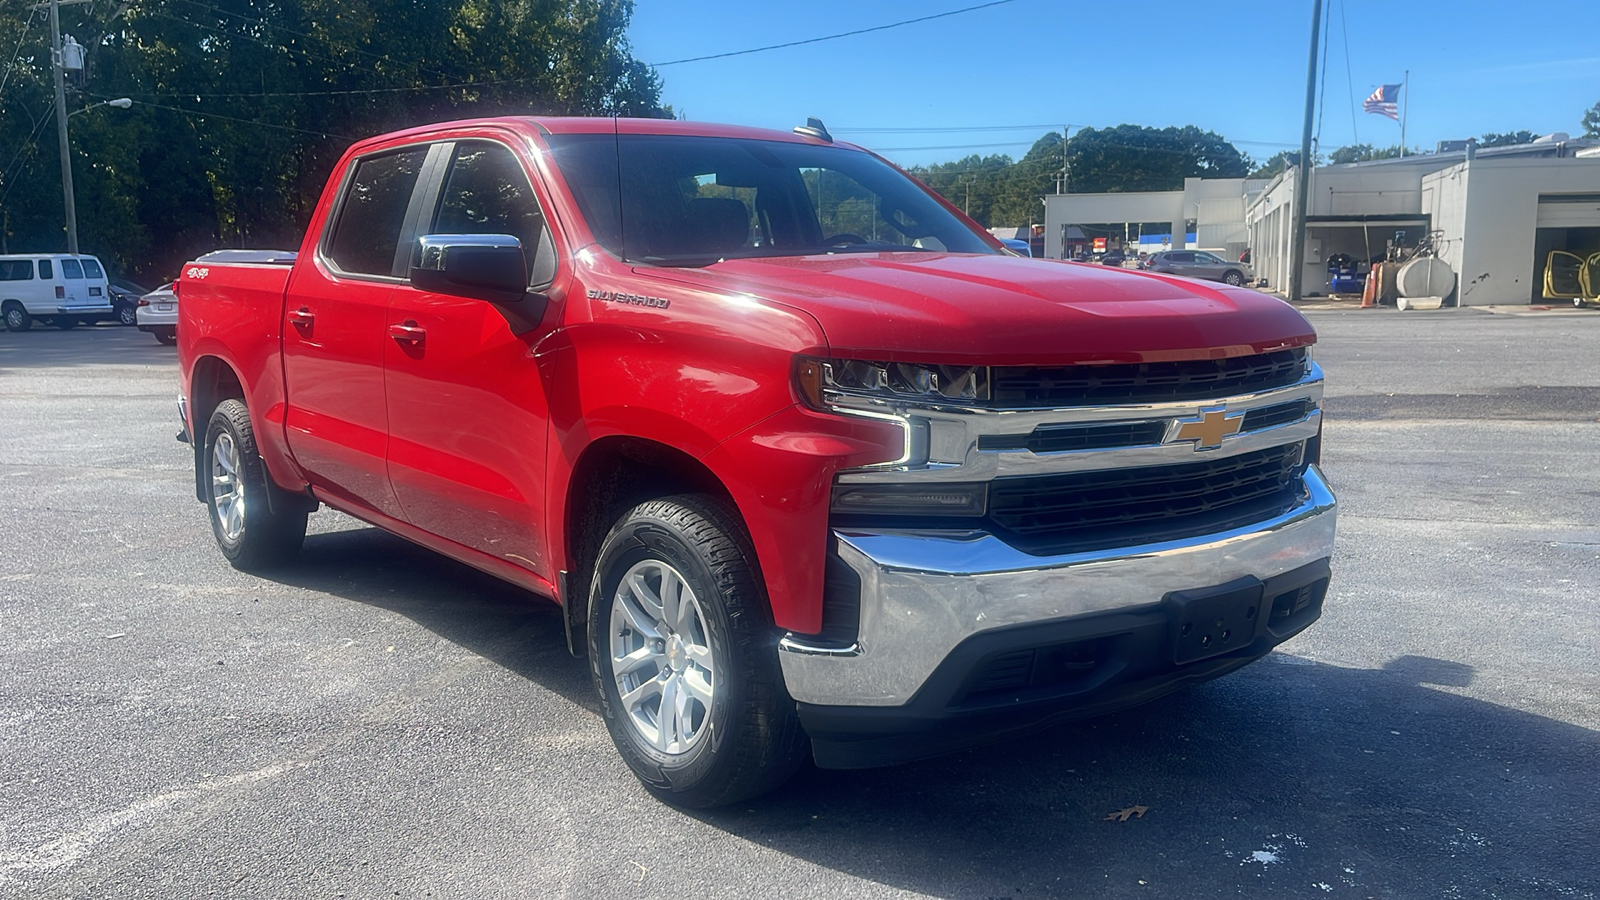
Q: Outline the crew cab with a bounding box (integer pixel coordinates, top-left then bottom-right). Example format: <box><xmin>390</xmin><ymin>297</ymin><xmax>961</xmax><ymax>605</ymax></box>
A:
<box><xmin>175</xmin><ymin>116</ymin><xmax>1336</xmax><ymax>807</ymax></box>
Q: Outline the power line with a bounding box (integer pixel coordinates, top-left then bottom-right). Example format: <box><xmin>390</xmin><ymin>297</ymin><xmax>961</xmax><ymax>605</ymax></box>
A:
<box><xmin>131</xmin><ymin>97</ymin><xmax>354</xmax><ymax>140</ymax></box>
<box><xmin>651</xmin><ymin>0</ymin><xmax>1020</xmax><ymax>66</ymax></box>
<box><xmin>836</xmin><ymin>123</ymin><xmax>1061</xmax><ymax>135</ymax></box>
<box><xmin>1339</xmin><ymin>0</ymin><xmax>1359</xmax><ymax>145</ymax></box>
<box><xmin>873</xmin><ymin>140</ymin><xmax>1036</xmax><ymax>152</ymax></box>
<box><xmin>104</xmin><ymin>77</ymin><xmax>530</xmax><ymax>100</ymax></box>
<box><xmin>0</xmin><ymin>6</ymin><xmax>39</xmax><ymax>100</ymax></box>
<box><xmin>0</xmin><ymin>100</ymin><xmax>58</xmax><ymax>208</ymax></box>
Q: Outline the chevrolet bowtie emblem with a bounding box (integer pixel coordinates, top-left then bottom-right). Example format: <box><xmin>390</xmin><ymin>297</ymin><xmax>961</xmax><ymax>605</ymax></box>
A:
<box><xmin>1171</xmin><ymin>409</ymin><xmax>1243</xmax><ymax>450</ymax></box>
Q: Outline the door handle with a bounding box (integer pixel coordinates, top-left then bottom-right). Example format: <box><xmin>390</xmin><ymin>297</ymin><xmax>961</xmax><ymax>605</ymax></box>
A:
<box><xmin>289</xmin><ymin>307</ymin><xmax>314</xmax><ymax>329</ymax></box>
<box><xmin>389</xmin><ymin>321</ymin><xmax>426</xmax><ymax>344</ymax></box>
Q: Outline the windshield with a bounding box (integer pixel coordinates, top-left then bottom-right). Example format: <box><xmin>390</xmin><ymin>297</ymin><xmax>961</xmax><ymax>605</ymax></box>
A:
<box><xmin>546</xmin><ymin>133</ymin><xmax>996</xmax><ymax>265</ymax></box>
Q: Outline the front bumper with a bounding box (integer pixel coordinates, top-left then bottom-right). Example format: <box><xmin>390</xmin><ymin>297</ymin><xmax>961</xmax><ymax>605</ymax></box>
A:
<box><xmin>779</xmin><ymin>464</ymin><xmax>1337</xmax><ymax>767</ymax></box>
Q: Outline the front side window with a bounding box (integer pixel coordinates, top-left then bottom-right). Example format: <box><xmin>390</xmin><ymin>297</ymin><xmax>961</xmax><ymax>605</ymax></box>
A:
<box><xmin>547</xmin><ymin>133</ymin><xmax>995</xmax><ymax>265</ymax></box>
<box><xmin>62</xmin><ymin>259</ymin><xmax>84</xmax><ymax>279</ymax></box>
<box><xmin>430</xmin><ymin>141</ymin><xmax>552</xmax><ymax>285</ymax></box>
<box><xmin>326</xmin><ymin>147</ymin><xmax>429</xmax><ymax>276</ymax></box>
<box><xmin>0</xmin><ymin>260</ymin><xmax>32</xmax><ymax>281</ymax></box>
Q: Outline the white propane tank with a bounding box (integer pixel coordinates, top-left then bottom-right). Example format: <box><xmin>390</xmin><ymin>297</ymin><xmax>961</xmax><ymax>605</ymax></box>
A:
<box><xmin>1396</xmin><ymin>257</ymin><xmax>1455</xmax><ymax>299</ymax></box>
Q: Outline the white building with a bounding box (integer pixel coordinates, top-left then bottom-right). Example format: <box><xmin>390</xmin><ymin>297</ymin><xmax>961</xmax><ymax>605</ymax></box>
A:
<box><xmin>1040</xmin><ymin>178</ymin><xmax>1268</xmax><ymax>261</ymax></box>
<box><xmin>1041</xmin><ymin>136</ymin><xmax>1600</xmax><ymax>305</ymax></box>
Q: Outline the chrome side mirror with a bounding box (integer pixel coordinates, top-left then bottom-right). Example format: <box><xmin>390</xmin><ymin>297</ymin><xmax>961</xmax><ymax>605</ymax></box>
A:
<box><xmin>410</xmin><ymin>234</ymin><xmax>528</xmax><ymax>302</ymax></box>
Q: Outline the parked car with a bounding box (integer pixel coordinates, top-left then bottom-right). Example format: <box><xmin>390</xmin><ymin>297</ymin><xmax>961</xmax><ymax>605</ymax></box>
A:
<box><xmin>998</xmin><ymin>238</ymin><xmax>1032</xmax><ymax>257</ymax></box>
<box><xmin>0</xmin><ymin>253</ymin><xmax>114</xmax><ymax>330</ymax></box>
<box><xmin>1143</xmin><ymin>250</ymin><xmax>1254</xmax><ymax>286</ymax></box>
<box><xmin>108</xmin><ymin>279</ymin><xmax>150</xmax><ymax>326</ymax></box>
<box><xmin>136</xmin><ymin>282</ymin><xmax>177</xmax><ymax>344</ymax></box>
<box><xmin>1099</xmin><ymin>250</ymin><xmax>1126</xmax><ymax>267</ymax></box>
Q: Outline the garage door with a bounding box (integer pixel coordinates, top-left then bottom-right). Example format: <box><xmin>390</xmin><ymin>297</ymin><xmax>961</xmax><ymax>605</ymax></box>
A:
<box><xmin>1536</xmin><ymin>194</ymin><xmax>1600</xmax><ymax>228</ymax></box>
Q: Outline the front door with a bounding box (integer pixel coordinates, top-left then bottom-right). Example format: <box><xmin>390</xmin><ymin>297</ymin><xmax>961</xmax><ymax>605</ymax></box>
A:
<box><xmin>282</xmin><ymin>146</ymin><xmax>431</xmax><ymax>519</ymax></box>
<box><xmin>383</xmin><ymin>138</ymin><xmax>558</xmax><ymax>578</ymax></box>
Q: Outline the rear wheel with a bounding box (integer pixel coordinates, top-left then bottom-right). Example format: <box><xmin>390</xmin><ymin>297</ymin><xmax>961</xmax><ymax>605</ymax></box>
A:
<box><xmin>3</xmin><ymin>303</ymin><xmax>31</xmax><ymax>332</ymax></box>
<box><xmin>204</xmin><ymin>399</ymin><xmax>307</xmax><ymax>570</ymax></box>
<box><xmin>589</xmin><ymin>494</ymin><xmax>807</xmax><ymax>808</ymax></box>
<box><xmin>118</xmin><ymin>305</ymin><xmax>138</xmax><ymax>326</ymax></box>
<box><xmin>154</xmin><ymin>327</ymin><xmax>177</xmax><ymax>345</ymax></box>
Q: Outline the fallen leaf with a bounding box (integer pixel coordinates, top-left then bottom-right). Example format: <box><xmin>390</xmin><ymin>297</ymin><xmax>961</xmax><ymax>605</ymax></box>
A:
<box><xmin>1105</xmin><ymin>805</ymin><xmax>1148</xmax><ymax>822</ymax></box>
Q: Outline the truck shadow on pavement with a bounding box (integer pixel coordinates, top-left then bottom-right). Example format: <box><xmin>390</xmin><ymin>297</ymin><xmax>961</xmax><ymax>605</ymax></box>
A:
<box><xmin>274</xmin><ymin>524</ymin><xmax>1599</xmax><ymax>900</ymax></box>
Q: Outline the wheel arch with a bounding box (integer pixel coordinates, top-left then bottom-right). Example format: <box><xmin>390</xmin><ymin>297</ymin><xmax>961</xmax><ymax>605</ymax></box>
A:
<box><xmin>558</xmin><ymin>435</ymin><xmax>745</xmax><ymax>658</ymax></box>
<box><xmin>188</xmin><ymin>355</ymin><xmax>248</xmax><ymax>503</ymax></box>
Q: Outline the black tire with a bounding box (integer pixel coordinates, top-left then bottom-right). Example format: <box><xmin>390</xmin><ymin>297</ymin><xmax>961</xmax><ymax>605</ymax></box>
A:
<box><xmin>154</xmin><ymin>328</ymin><xmax>177</xmax><ymax>345</ymax></box>
<box><xmin>588</xmin><ymin>494</ymin><xmax>807</xmax><ymax>808</ymax></box>
<box><xmin>203</xmin><ymin>399</ymin><xmax>307</xmax><ymax>571</ymax></box>
<box><xmin>1223</xmin><ymin>270</ymin><xmax>1245</xmax><ymax>286</ymax></box>
<box><xmin>3</xmin><ymin>303</ymin><xmax>32</xmax><ymax>332</ymax></box>
<box><xmin>118</xmin><ymin>305</ymin><xmax>138</xmax><ymax>326</ymax></box>
<box><xmin>54</xmin><ymin>316</ymin><xmax>79</xmax><ymax>330</ymax></box>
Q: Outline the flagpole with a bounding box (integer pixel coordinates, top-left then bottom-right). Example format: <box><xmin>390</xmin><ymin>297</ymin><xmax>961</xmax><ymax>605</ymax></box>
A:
<box><xmin>1399</xmin><ymin>70</ymin><xmax>1409</xmax><ymax>157</ymax></box>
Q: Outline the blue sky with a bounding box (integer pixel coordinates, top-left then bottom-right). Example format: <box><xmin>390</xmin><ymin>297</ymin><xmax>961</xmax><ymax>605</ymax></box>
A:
<box><xmin>629</xmin><ymin>0</ymin><xmax>1600</xmax><ymax>169</ymax></box>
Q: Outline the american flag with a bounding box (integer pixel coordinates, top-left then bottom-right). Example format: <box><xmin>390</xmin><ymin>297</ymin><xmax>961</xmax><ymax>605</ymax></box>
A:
<box><xmin>1363</xmin><ymin>83</ymin><xmax>1402</xmax><ymax>120</ymax></box>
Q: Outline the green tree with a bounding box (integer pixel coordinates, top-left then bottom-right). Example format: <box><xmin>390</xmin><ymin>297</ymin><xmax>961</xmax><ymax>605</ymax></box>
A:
<box><xmin>1249</xmin><ymin>150</ymin><xmax>1310</xmax><ymax>179</ymax></box>
<box><xmin>1582</xmin><ymin>101</ymin><xmax>1599</xmax><ymax>138</ymax></box>
<box><xmin>1478</xmin><ymin>131</ymin><xmax>1539</xmax><ymax>147</ymax></box>
<box><xmin>1061</xmin><ymin>125</ymin><xmax>1251</xmax><ymax>194</ymax></box>
<box><xmin>0</xmin><ymin>0</ymin><xmax>667</xmax><ymax>281</ymax></box>
<box><xmin>1328</xmin><ymin>143</ymin><xmax>1403</xmax><ymax>165</ymax></box>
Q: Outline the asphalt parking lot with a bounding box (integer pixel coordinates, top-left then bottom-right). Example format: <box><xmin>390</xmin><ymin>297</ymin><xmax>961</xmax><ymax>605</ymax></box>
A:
<box><xmin>2</xmin><ymin>311</ymin><xmax>1597</xmax><ymax>899</ymax></box>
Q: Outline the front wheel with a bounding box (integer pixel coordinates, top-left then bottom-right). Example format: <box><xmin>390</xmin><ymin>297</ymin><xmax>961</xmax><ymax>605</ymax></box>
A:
<box><xmin>589</xmin><ymin>495</ymin><xmax>807</xmax><ymax>808</ymax></box>
<box><xmin>204</xmin><ymin>399</ymin><xmax>307</xmax><ymax>570</ymax></box>
<box><xmin>118</xmin><ymin>305</ymin><xmax>138</xmax><ymax>326</ymax></box>
<box><xmin>1223</xmin><ymin>270</ymin><xmax>1245</xmax><ymax>286</ymax></box>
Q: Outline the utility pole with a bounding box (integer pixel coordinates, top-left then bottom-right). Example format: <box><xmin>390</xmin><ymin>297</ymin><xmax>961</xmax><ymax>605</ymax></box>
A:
<box><xmin>1399</xmin><ymin>70</ymin><xmax>1410</xmax><ymax>158</ymax></box>
<box><xmin>1287</xmin><ymin>0</ymin><xmax>1324</xmax><ymax>303</ymax></box>
<box><xmin>47</xmin><ymin>0</ymin><xmax>80</xmax><ymax>254</ymax></box>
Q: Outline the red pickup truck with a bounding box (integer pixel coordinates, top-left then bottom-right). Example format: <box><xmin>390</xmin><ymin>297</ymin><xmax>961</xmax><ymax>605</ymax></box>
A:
<box><xmin>176</xmin><ymin>116</ymin><xmax>1336</xmax><ymax>807</ymax></box>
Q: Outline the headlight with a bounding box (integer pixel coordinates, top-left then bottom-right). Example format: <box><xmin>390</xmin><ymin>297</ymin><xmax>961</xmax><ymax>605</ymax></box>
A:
<box><xmin>795</xmin><ymin>357</ymin><xmax>988</xmax><ymax>409</ymax></box>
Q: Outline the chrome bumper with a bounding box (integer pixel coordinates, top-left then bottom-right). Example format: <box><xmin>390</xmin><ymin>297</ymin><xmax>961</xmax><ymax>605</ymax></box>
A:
<box><xmin>55</xmin><ymin>304</ymin><xmax>112</xmax><ymax>314</ymax></box>
<box><xmin>779</xmin><ymin>464</ymin><xmax>1338</xmax><ymax>707</ymax></box>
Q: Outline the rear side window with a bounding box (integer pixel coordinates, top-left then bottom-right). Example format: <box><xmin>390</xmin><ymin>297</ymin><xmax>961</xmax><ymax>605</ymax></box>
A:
<box><xmin>326</xmin><ymin>148</ymin><xmax>429</xmax><ymax>276</ymax></box>
<box><xmin>80</xmin><ymin>258</ymin><xmax>105</xmax><ymax>278</ymax></box>
<box><xmin>0</xmin><ymin>260</ymin><xmax>32</xmax><ymax>281</ymax></box>
<box><xmin>62</xmin><ymin>259</ymin><xmax>84</xmax><ymax>278</ymax></box>
<box><xmin>38</xmin><ymin>259</ymin><xmax>53</xmax><ymax>279</ymax></box>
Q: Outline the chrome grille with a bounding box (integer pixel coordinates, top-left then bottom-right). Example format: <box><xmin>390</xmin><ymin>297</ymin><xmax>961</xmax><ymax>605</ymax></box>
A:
<box><xmin>990</xmin><ymin>348</ymin><xmax>1308</xmax><ymax>407</ymax></box>
<box><xmin>986</xmin><ymin>443</ymin><xmax>1306</xmax><ymax>554</ymax></box>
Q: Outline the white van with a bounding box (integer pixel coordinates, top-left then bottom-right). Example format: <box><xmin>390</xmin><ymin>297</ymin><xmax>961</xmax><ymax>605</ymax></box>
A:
<box><xmin>0</xmin><ymin>253</ymin><xmax>114</xmax><ymax>331</ymax></box>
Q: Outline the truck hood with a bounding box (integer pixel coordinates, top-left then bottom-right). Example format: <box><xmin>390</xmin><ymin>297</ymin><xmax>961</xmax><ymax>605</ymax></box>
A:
<box><xmin>651</xmin><ymin>252</ymin><xmax>1314</xmax><ymax>365</ymax></box>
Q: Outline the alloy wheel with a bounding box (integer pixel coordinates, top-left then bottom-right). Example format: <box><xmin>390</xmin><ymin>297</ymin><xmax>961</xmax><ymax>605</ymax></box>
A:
<box><xmin>609</xmin><ymin>559</ymin><xmax>717</xmax><ymax>755</ymax></box>
<box><xmin>210</xmin><ymin>431</ymin><xmax>245</xmax><ymax>543</ymax></box>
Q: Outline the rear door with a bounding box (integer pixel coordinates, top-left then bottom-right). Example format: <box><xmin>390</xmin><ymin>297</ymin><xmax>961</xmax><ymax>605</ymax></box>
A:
<box><xmin>382</xmin><ymin>137</ymin><xmax>560</xmax><ymax>578</ymax></box>
<box><xmin>282</xmin><ymin>145</ymin><xmax>432</xmax><ymax>519</ymax></box>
